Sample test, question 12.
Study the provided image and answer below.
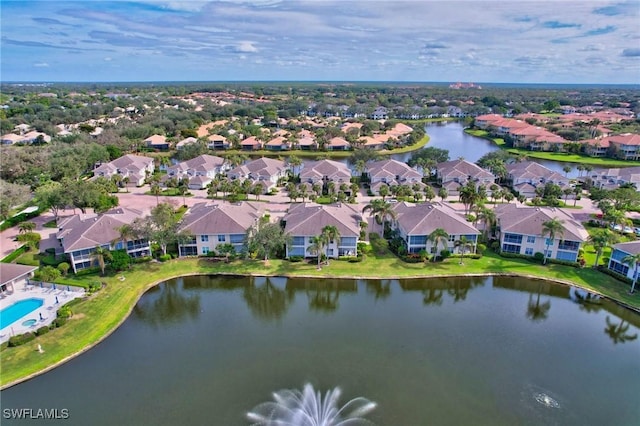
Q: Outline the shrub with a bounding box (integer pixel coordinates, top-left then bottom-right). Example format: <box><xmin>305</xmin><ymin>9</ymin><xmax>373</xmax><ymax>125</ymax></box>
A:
<box><xmin>36</xmin><ymin>266</ymin><xmax>61</xmax><ymax>282</ymax></box>
<box><xmin>57</xmin><ymin>262</ymin><xmax>70</xmax><ymax>276</ymax></box>
<box><xmin>289</xmin><ymin>256</ymin><xmax>304</xmax><ymax>262</ymax></box>
<box><xmin>109</xmin><ymin>249</ymin><xmax>131</xmax><ymax>271</ymax></box>
<box><xmin>75</xmin><ymin>266</ymin><xmax>101</xmax><ymax>276</ymax></box>
<box><xmin>52</xmin><ymin>317</ymin><xmax>67</xmax><ymax>328</ymax></box>
<box><xmin>36</xmin><ymin>326</ymin><xmax>50</xmax><ymax>336</ymax></box>
<box><xmin>402</xmin><ymin>253</ymin><xmax>423</xmax><ymax>263</ymax></box>
<box><xmin>533</xmin><ymin>252</ymin><xmax>545</xmax><ymax>262</ymax></box>
<box><xmin>476</xmin><ymin>243</ymin><xmax>487</xmax><ymax>253</ymax></box>
<box><xmin>357</xmin><ymin>242</ymin><xmax>372</xmax><ymax>255</ymax></box>
<box><xmin>440</xmin><ymin>250</ymin><xmax>451</xmax><ymax>259</ymax></box>
<box><xmin>132</xmin><ymin>256</ymin><xmax>153</xmax><ymax>264</ymax></box>
<box><xmin>348</xmin><ymin>255</ymin><xmax>364</xmax><ymax>263</ymax></box>
<box><xmin>8</xmin><ymin>332</ymin><xmax>36</xmax><ymax>347</ymax></box>
<box><xmin>490</xmin><ymin>241</ymin><xmax>500</xmax><ymax>252</ymax></box>
<box><xmin>57</xmin><ymin>305</ymin><xmax>73</xmax><ymax>318</ymax></box>
<box><xmin>158</xmin><ymin>254</ymin><xmax>172</xmax><ymax>262</ymax></box>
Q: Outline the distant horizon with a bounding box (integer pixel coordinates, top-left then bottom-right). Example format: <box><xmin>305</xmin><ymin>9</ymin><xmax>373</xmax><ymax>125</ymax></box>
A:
<box><xmin>3</xmin><ymin>80</ymin><xmax>640</xmax><ymax>88</ymax></box>
<box><xmin>2</xmin><ymin>1</ymin><xmax>639</xmax><ymax>84</ymax></box>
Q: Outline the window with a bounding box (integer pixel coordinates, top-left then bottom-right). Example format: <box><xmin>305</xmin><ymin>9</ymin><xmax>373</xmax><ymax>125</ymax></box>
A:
<box><xmin>545</xmin><ymin>237</ymin><xmax>553</xmax><ymax>246</ymax></box>
<box><xmin>230</xmin><ymin>234</ymin><xmax>244</xmax><ymax>244</ymax></box>
<box><xmin>502</xmin><ymin>243</ymin><xmax>521</xmax><ymax>254</ymax></box>
<box><xmin>525</xmin><ymin>247</ymin><xmax>533</xmax><ymax>256</ymax></box>
<box><xmin>201</xmin><ymin>235</ymin><xmax>209</xmax><ymax>242</ymax></box>
<box><xmin>527</xmin><ymin>236</ymin><xmax>535</xmax><ymax>244</ymax></box>
<box><xmin>292</xmin><ymin>236</ymin><xmax>305</xmax><ymax>245</ymax></box>
<box><xmin>558</xmin><ymin>240</ymin><xmax>580</xmax><ymax>251</ymax></box>
<box><xmin>449</xmin><ymin>235</ymin><xmax>456</xmax><ymax>242</ymax></box>
<box><xmin>202</xmin><ymin>247</ymin><xmax>209</xmax><ymax>255</ymax></box>
<box><xmin>409</xmin><ymin>235</ymin><xmax>427</xmax><ymax>245</ymax></box>
<box><xmin>218</xmin><ymin>235</ymin><xmax>226</xmax><ymax>242</ymax></box>
<box><xmin>503</xmin><ymin>233</ymin><xmax>523</xmax><ymax>244</ymax></box>
<box><xmin>556</xmin><ymin>250</ymin><xmax>577</xmax><ymax>262</ymax></box>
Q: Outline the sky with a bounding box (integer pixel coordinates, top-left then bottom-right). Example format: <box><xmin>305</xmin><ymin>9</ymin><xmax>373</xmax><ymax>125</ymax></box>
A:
<box><xmin>1</xmin><ymin>0</ymin><xmax>639</xmax><ymax>84</ymax></box>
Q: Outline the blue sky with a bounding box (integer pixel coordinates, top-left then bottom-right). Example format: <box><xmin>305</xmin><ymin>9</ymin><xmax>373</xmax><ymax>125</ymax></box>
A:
<box><xmin>2</xmin><ymin>0</ymin><xmax>639</xmax><ymax>84</ymax></box>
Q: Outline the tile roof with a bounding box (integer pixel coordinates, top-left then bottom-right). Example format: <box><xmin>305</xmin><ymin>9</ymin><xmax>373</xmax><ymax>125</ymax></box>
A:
<box><xmin>437</xmin><ymin>159</ymin><xmax>495</xmax><ymax>181</ymax></box>
<box><xmin>283</xmin><ymin>203</ymin><xmax>361</xmax><ymax>236</ymax></box>
<box><xmin>178</xmin><ymin>202</ymin><xmax>263</xmax><ymax>235</ymax></box>
<box><xmin>0</xmin><ymin>263</ymin><xmax>38</xmax><ymax>285</ymax></box>
<box><xmin>57</xmin><ymin>207</ymin><xmax>144</xmax><ymax>252</ymax></box>
<box><xmin>367</xmin><ymin>159</ymin><xmax>422</xmax><ymax>181</ymax></box>
<box><xmin>393</xmin><ymin>202</ymin><xmax>479</xmax><ymax>236</ymax></box>
<box><xmin>506</xmin><ymin>161</ymin><xmax>567</xmax><ymax>183</ymax></box>
<box><xmin>300</xmin><ymin>160</ymin><xmax>351</xmax><ymax>182</ymax></box>
<box><xmin>495</xmin><ymin>204</ymin><xmax>588</xmax><ymax>242</ymax></box>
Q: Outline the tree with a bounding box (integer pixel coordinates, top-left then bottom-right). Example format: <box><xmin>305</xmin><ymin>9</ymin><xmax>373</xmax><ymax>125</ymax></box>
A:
<box><xmin>35</xmin><ymin>182</ymin><xmax>69</xmax><ymax>221</ymax></box>
<box><xmin>246</xmin><ymin>221</ymin><xmax>291</xmax><ymax>264</ymax></box>
<box><xmin>362</xmin><ymin>199</ymin><xmax>397</xmax><ymax>235</ymax></box>
<box><xmin>562</xmin><ymin>165</ymin><xmax>572</xmax><ymax>176</ymax></box>
<box><xmin>378</xmin><ymin>184</ymin><xmax>389</xmax><ymax>200</ymax></box>
<box><xmin>587</xmin><ymin>229</ymin><xmax>618</xmax><ymax>267</ymax></box>
<box><xmin>438</xmin><ymin>187</ymin><xmax>448</xmax><ymax>202</ymax></box>
<box><xmin>18</xmin><ymin>221</ymin><xmax>36</xmax><ymax>234</ymax></box>
<box><xmin>91</xmin><ymin>246</ymin><xmax>112</xmax><ymax>276</ymax></box>
<box><xmin>428</xmin><ymin>228</ymin><xmax>449</xmax><ymax>261</ymax></box>
<box><xmin>37</xmin><ymin>266</ymin><xmax>61</xmax><ymax>283</ymax></box>
<box><xmin>622</xmin><ymin>252</ymin><xmax>640</xmax><ymax>293</ymax></box>
<box><xmin>307</xmin><ymin>235</ymin><xmax>327</xmax><ymax>269</ymax></box>
<box><xmin>454</xmin><ymin>236</ymin><xmax>473</xmax><ymax>264</ymax></box>
<box><xmin>57</xmin><ymin>262</ymin><xmax>70</xmax><ymax>276</ymax></box>
<box><xmin>541</xmin><ymin>218</ymin><xmax>564</xmax><ymax>265</ymax></box>
<box><xmin>423</xmin><ymin>185</ymin><xmax>435</xmax><ymax>202</ymax></box>
<box><xmin>109</xmin><ymin>249</ymin><xmax>131</xmax><ymax>271</ymax></box>
<box><xmin>177</xmin><ymin>178</ymin><xmax>189</xmax><ymax>207</ymax></box>
<box><xmin>322</xmin><ymin>225</ymin><xmax>341</xmax><ymax>258</ymax></box>
<box><xmin>150</xmin><ymin>182</ymin><xmax>162</xmax><ymax>206</ymax></box>
<box><xmin>132</xmin><ymin>203</ymin><xmax>192</xmax><ymax>256</ymax></box>
<box><xmin>408</xmin><ymin>146</ymin><xmax>449</xmax><ymax>167</ymax></box>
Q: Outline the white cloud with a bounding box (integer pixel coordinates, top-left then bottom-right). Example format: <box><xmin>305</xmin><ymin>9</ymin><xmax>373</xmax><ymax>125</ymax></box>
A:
<box><xmin>33</xmin><ymin>62</ymin><xmax>49</xmax><ymax>67</ymax></box>
<box><xmin>236</xmin><ymin>41</ymin><xmax>258</xmax><ymax>53</ymax></box>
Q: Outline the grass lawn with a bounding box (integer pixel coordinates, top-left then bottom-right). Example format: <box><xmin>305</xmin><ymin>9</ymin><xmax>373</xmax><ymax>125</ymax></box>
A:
<box><xmin>1</xmin><ymin>249</ymin><xmax>638</xmax><ymax>388</ymax></box>
<box><xmin>465</xmin><ymin>129</ymin><xmax>640</xmax><ymax>167</ymax></box>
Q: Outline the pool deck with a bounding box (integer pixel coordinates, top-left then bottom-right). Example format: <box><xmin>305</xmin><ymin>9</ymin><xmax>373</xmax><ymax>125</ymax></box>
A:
<box><xmin>0</xmin><ymin>284</ymin><xmax>85</xmax><ymax>344</ymax></box>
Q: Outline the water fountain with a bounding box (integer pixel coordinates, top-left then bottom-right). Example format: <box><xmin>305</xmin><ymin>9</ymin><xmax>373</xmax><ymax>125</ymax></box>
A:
<box><xmin>247</xmin><ymin>383</ymin><xmax>377</xmax><ymax>426</ymax></box>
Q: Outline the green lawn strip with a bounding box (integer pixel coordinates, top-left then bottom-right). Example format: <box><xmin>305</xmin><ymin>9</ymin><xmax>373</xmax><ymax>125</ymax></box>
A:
<box><xmin>1</xmin><ymin>251</ymin><xmax>638</xmax><ymax>388</ymax></box>
<box><xmin>13</xmin><ymin>251</ymin><xmax>40</xmax><ymax>266</ymax></box>
<box><xmin>464</xmin><ymin>129</ymin><xmax>640</xmax><ymax>167</ymax></box>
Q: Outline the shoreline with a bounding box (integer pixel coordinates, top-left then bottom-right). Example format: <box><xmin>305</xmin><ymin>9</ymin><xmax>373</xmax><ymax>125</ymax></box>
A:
<box><xmin>1</xmin><ymin>266</ymin><xmax>638</xmax><ymax>391</ymax></box>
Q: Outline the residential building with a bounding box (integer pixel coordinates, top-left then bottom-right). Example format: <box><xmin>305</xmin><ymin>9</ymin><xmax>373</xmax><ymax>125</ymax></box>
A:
<box><xmin>166</xmin><ymin>155</ymin><xmax>227</xmax><ymax>189</ymax></box>
<box><xmin>506</xmin><ymin>161</ymin><xmax>570</xmax><ymax>196</ymax></box>
<box><xmin>145</xmin><ymin>134</ymin><xmax>169</xmax><ymax>150</ymax></box>
<box><xmin>54</xmin><ymin>207</ymin><xmax>151</xmax><ymax>273</ymax></box>
<box><xmin>495</xmin><ymin>204</ymin><xmax>588</xmax><ymax>262</ymax></box>
<box><xmin>608</xmin><ymin>241</ymin><xmax>640</xmax><ymax>280</ymax></box>
<box><xmin>326</xmin><ymin>136</ymin><xmax>350</xmax><ymax>151</ymax></box>
<box><xmin>608</xmin><ymin>133</ymin><xmax>640</xmax><ymax>161</ymax></box>
<box><xmin>366</xmin><ymin>159</ymin><xmax>422</xmax><ymax>185</ymax></box>
<box><xmin>371</xmin><ymin>106</ymin><xmax>389</xmax><ymax>120</ymax></box>
<box><xmin>391</xmin><ymin>202</ymin><xmax>480</xmax><ymax>254</ymax></box>
<box><xmin>207</xmin><ymin>134</ymin><xmax>230</xmax><ymax>150</ymax></box>
<box><xmin>300</xmin><ymin>160</ymin><xmax>352</xmax><ymax>185</ymax></box>
<box><xmin>177</xmin><ymin>202</ymin><xmax>264</xmax><ymax>256</ymax></box>
<box><xmin>283</xmin><ymin>203</ymin><xmax>360</xmax><ymax>258</ymax></box>
<box><xmin>176</xmin><ymin>137</ymin><xmax>199</xmax><ymax>150</ymax></box>
<box><xmin>436</xmin><ymin>159</ymin><xmax>496</xmax><ymax>187</ymax></box>
<box><xmin>590</xmin><ymin>166</ymin><xmax>640</xmax><ymax>190</ymax></box>
<box><xmin>240</xmin><ymin>136</ymin><xmax>263</xmax><ymax>151</ymax></box>
<box><xmin>227</xmin><ymin>157</ymin><xmax>287</xmax><ymax>192</ymax></box>
<box><xmin>265</xmin><ymin>136</ymin><xmax>290</xmax><ymax>151</ymax></box>
<box><xmin>93</xmin><ymin>154</ymin><xmax>155</xmax><ymax>186</ymax></box>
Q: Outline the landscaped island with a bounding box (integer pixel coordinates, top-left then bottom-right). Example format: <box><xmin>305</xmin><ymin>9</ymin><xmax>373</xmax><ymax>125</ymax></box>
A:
<box><xmin>1</xmin><ymin>249</ymin><xmax>638</xmax><ymax>389</ymax></box>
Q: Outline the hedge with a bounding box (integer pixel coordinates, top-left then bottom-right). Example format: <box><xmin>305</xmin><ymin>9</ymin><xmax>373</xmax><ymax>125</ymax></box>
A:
<box><xmin>74</xmin><ymin>266</ymin><xmax>101</xmax><ymax>276</ymax></box>
<box><xmin>8</xmin><ymin>332</ymin><xmax>36</xmax><ymax>347</ymax></box>
<box><xmin>35</xmin><ymin>326</ymin><xmax>50</xmax><ymax>336</ymax></box>
<box><xmin>0</xmin><ymin>245</ymin><xmax>27</xmax><ymax>263</ymax></box>
<box><xmin>0</xmin><ymin>207</ymin><xmax>44</xmax><ymax>231</ymax></box>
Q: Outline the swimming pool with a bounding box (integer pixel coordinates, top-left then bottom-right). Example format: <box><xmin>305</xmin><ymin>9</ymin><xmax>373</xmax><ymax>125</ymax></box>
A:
<box><xmin>0</xmin><ymin>298</ymin><xmax>44</xmax><ymax>329</ymax></box>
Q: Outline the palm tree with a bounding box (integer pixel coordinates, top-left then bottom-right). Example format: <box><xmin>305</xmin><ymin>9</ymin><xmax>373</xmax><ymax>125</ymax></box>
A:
<box><xmin>321</xmin><ymin>225</ymin><xmax>341</xmax><ymax>259</ymax></box>
<box><xmin>122</xmin><ymin>176</ymin><xmax>130</xmax><ymax>192</ymax></box>
<box><xmin>150</xmin><ymin>182</ymin><xmax>162</xmax><ymax>206</ymax></box>
<box><xmin>587</xmin><ymin>229</ymin><xmax>618</xmax><ymax>267</ymax></box>
<box><xmin>428</xmin><ymin>228</ymin><xmax>449</xmax><ymax>261</ymax></box>
<box><xmin>477</xmin><ymin>207</ymin><xmax>496</xmax><ymax>240</ymax></box>
<box><xmin>362</xmin><ymin>199</ymin><xmax>397</xmax><ymax>236</ymax></box>
<box><xmin>18</xmin><ymin>221</ymin><xmax>36</xmax><ymax>234</ymax></box>
<box><xmin>438</xmin><ymin>187</ymin><xmax>448</xmax><ymax>202</ymax></box>
<box><xmin>541</xmin><ymin>218</ymin><xmax>564</xmax><ymax>265</ymax></box>
<box><xmin>622</xmin><ymin>252</ymin><xmax>640</xmax><ymax>293</ymax></box>
<box><xmin>378</xmin><ymin>184</ymin><xmax>389</xmax><ymax>200</ymax></box>
<box><xmin>604</xmin><ymin>316</ymin><xmax>638</xmax><ymax>344</ymax></box>
<box><xmin>454</xmin><ymin>236</ymin><xmax>473</xmax><ymax>264</ymax></box>
<box><xmin>307</xmin><ymin>235</ymin><xmax>327</xmax><ymax>269</ymax></box>
<box><xmin>91</xmin><ymin>246</ymin><xmax>112</xmax><ymax>276</ymax></box>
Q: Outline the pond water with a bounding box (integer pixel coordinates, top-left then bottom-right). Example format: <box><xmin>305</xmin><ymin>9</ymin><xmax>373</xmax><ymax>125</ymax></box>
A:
<box><xmin>408</xmin><ymin>122</ymin><xmax>603</xmax><ymax>178</ymax></box>
<box><xmin>2</xmin><ymin>275</ymin><xmax>639</xmax><ymax>425</ymax></box>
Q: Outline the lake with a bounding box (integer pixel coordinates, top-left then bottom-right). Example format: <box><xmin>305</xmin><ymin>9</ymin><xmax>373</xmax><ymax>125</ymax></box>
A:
<box><xmin>2</xmin><ymin>275</ymin><xmax>639</xmax><ymax>425</ymax></box>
